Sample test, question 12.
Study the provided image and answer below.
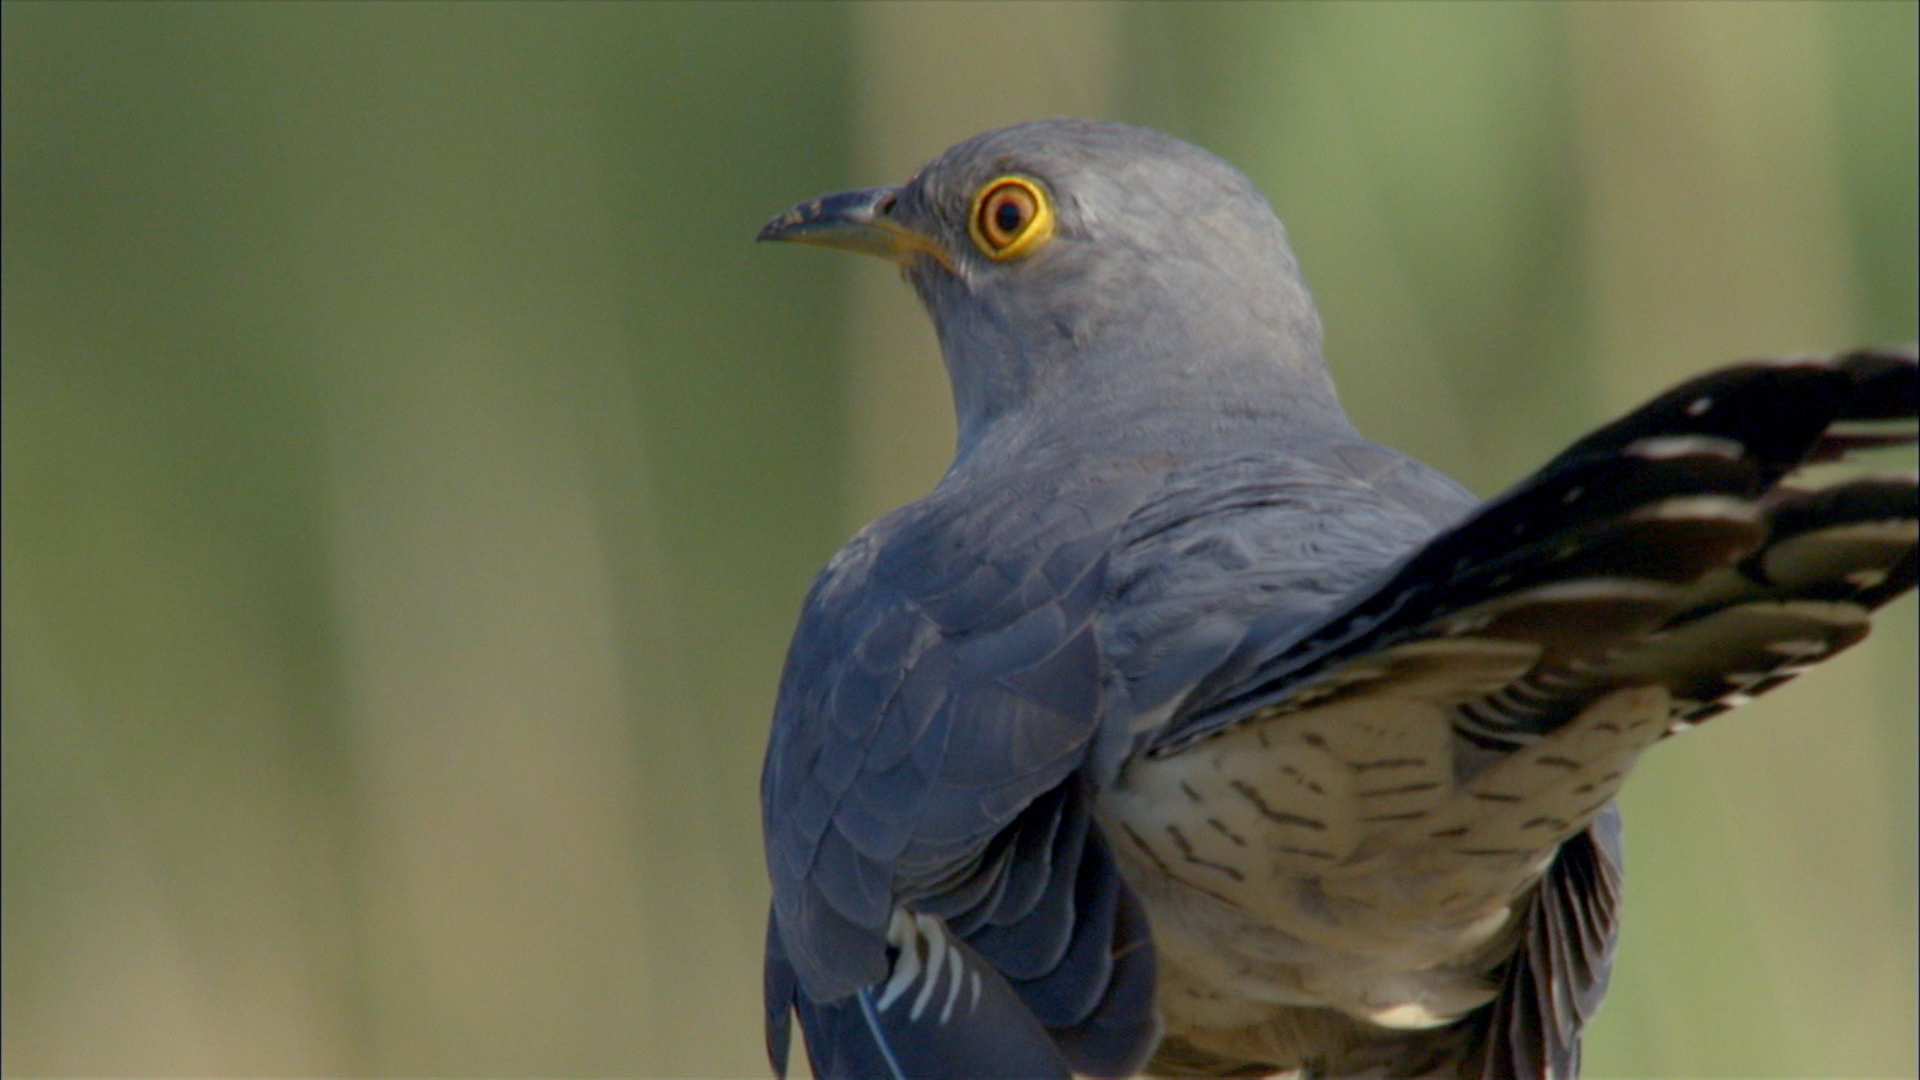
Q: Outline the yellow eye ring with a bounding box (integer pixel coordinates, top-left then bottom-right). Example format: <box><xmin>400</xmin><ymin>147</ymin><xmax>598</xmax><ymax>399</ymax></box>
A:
<box><xmin>968</xmin><ymin>176</ymin><xmax>1055</xmax><ymax>261</ymax></box>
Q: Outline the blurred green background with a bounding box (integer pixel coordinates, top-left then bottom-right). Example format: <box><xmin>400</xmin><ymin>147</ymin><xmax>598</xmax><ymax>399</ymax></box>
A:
<box><xmin>3</xmin><ymin>2</ymin><xmax>1913</xmax><ymax>1077</ymax></box>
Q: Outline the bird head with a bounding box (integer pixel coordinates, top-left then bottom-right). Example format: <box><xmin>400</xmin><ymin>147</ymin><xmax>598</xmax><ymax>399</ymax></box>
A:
<box><xmin>760</xmin><ymin>119</ymin><xmax>1341</xmax><ymax>457</ymax></box>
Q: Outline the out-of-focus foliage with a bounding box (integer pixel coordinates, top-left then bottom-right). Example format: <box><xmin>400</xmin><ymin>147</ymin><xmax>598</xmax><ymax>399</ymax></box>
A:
<box><xmin>3</xmin><ymin>3</ymin><xmax>1912</xmax><ymax>1077</ymax></box>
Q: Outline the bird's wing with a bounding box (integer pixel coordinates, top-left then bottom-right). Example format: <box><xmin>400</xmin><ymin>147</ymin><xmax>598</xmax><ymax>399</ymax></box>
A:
<box><xmin>1141</xmin><ymin>347</ymin><xmax>1914</xmax><ymax>1078</ymax></box>
<box><xmin>762</xmin><ymin>466</ymin><xmax>1163</xmax><ymax>1080</ymax></box>
<box><xmin>1167</xmin><ymin>347</ymin><xmax>1917</xmax><ymax>751</ymax></box>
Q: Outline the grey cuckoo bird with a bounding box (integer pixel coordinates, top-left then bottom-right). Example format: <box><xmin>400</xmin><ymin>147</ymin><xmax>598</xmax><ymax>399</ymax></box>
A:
<box><xmin>756</xmin><ymin>119</ymin><xmax>1918</xmax><ymax>1079</ymax></box>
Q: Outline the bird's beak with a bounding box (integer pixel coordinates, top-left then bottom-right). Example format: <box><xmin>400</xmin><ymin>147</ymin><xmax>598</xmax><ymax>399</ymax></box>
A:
<box><xmin>757</xmin><ymin>186</ymin><xmax>950</xmax><ymax>269</ymax></box>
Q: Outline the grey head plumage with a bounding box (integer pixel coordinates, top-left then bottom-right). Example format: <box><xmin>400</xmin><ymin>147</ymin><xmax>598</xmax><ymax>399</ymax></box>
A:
<box><xmin>761</xmin><ymin>119</ymin><xmax>1347</xmax><ymax>460</ymax></box>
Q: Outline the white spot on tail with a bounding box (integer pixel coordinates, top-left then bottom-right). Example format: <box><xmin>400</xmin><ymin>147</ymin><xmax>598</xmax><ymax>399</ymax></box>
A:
<box><xmin>1368</xmin><ymin>1002</ymin><xmax>1457</xmax><ymax>1030</ymax></box>
<box><xmin>1846</xmin><ymin>568</ymin><xmax>1890</xmax><ymax>589</ymax></box>
<box><xmin>1765</xmin><ymin>639</ymin><xmax>1829</xmax><ymax>658</ymax></box>
<box><xmin>1628</xmin><ymin>434</ymin><xmax>1745</xmax><ymax>461</ymax></box>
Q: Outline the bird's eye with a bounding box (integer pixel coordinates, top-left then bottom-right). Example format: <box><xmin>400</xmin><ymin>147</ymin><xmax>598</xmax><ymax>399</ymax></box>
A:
<box><xmin>968</xmin><ymin>176</ymin><xmax>1055</xmax><ymax>261</ymax></box>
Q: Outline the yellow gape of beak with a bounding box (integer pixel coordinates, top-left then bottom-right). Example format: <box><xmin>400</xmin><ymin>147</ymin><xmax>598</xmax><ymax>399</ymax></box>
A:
<box><xmin>758</xmin><ymin>187</ymin><xmax>951</xmax><ymax>271</ymax></box>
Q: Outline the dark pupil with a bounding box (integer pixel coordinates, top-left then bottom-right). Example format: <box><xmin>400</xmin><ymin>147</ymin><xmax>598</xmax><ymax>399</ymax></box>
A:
<box><xmin>994</xmin><ymin>198</ymin><xmax>1024</xmax><ymax>236</ymax></box>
